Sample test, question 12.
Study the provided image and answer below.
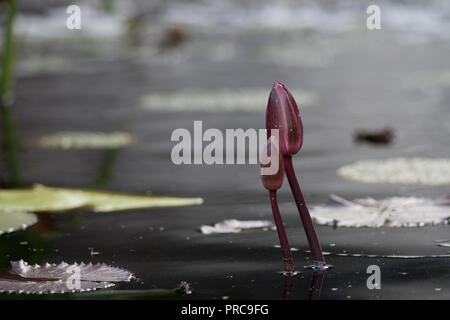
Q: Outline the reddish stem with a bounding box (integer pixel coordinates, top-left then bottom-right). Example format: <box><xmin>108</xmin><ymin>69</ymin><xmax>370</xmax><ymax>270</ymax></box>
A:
<box><xmin>283</xmin><ymin>156</ymin><xmax>325</xmax><ymax>263</ymax></box>
<box><xmin>269</xmin><ymin>190</ymin><xmax>295</xmax><ymax>272</ymax></box>
<box><xmin>282</xmin><ymin>275</ymin><xmax>294</xmax><ymax>300</ymax></box>
<box><xmin>308</xmin><ymin>271</ymin><xmax>325</xmax><ymax>300</ymax></box>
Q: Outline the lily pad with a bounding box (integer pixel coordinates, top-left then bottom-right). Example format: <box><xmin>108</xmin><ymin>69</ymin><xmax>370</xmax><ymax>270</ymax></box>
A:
<box><xmin>140</xmin><ymin>88</ymin><xmax>317</xmax><ymax>112</ymax></box>
<box><xmin>337</xmin><ymin>157</ymin><xmax>450</xmax><ymax>185</ymax></box>
<box><xmin>200</xmin><ymin>219</ymin><xmax>274</xmax><ymax>234</ymax></box>
<box><xmin>38</xmin><ymin>131</ymin><xmax>134</xmax><ymax>149</ymax></box>
<box><xmin>0</xmin><ymin>260</ymin><xmax>132</xmax><ymax>294</ymax></box>
<box><xmin>310</xmin><ymin>194</ymin><xmax>450</xmax><ymax>227</ymax></box>
<box><xmin>0</xmin><ymin>184</ymin><xmax>203</xmax><ymax>213</ymax></box>
<box><xmin>0</xmin><ymin>211</ymin><xmax>38</xmax><ymax>235</ymax></box>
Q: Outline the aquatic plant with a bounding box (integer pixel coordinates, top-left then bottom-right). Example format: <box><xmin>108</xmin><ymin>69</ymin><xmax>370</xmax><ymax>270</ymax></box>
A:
<box><xmin>261</xmin><ymin>136</ymin><xmax>295</xmax><ymax>273</ymax></box>
<box><xmin>264</xmin><ymin>82</ymin><xmax>325</xmax><ymax>269</ymax></box>
<box><xmin>0</xmin><ymin>0</ymin><xmax>21</xmax><ymax>187</ymax></box>
<box><xmin>0</xmin><ymin>260</ymin><xmax>132</xmax><ymax>294</ymax></box>
<box><xmin>311</xmin><ymin>194</ymin><xmax>450</xmax><ymax>228</ymax></box>
<box><xmin>0</xmin><ymin>184</ymin><xmax>203</xmax><ymax>213</ymax></box>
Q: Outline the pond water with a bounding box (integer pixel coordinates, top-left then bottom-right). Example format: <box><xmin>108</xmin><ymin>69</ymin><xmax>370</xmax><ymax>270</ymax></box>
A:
<box><xmin>0</xmin><ymin>0</ymin><xmax>449</xmax><ymax>299</ymax></box>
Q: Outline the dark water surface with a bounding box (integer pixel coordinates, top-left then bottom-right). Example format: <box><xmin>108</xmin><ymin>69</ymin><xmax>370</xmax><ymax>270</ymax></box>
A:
<box><xmin>1</xmin><ymin>0</ymin><xmax>449</xmax><ymax>299</ymax></box>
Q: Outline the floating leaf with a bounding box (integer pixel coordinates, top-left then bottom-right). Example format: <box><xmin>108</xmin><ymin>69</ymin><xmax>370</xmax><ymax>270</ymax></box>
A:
<box><xmin>0</xmin><ymin>260</ymin><xmax>132</xmax><ymax>294</ymax></box>
<box><xmin>200</xmin><ymin>219</ymin><xmax>274</xmax><ymax>234</ymax></box>
<box><xmin>0</xmin><ymin>184</ymin><xmax>203</xmax><ymax>213</ymax></box>
<box><xmin>38</xmin><ymin>131</ymin><xmax>134</xmax><ymax>149</ymax></box>
<box><xmin>0</xmin><ymin>211</ymin><xmax>38</xmax><ymax>235</ymax></box>
<box><xmin>0</xmin><ymin>278</ymin><xmax>114</xmax><ymax>294</ymax></box>
<box><xmin>310</xmin><ymin>194</ymin><xmax>450</xmax><ymax>227</ymax></box>
<box><xmin>337</xmin><ymin>157</ymin><xmax>450</xmax><ymax>185</ymax></box>
<box><xmin>140</xmin><ymin>88</ymin><xmax>316</xmax><ymax>112</ymax></box>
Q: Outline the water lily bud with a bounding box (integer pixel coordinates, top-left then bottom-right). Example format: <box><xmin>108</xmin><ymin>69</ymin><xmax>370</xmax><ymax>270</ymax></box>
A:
<box><xmin>266</xmin><ymin>82</ymin><xmax>303</xmax><ymax>156</ymax></box>
<box><xmin>261</xmin><ymin>136</ymin><xmax>285</xmax><ymax>190</ymax></box>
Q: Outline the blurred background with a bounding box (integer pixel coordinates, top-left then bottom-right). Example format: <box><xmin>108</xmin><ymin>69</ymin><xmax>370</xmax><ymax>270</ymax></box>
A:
<box><xmin>0</xmin><ymin>0</ymin><xmax>449</xmax><ymax>299</ymax></box>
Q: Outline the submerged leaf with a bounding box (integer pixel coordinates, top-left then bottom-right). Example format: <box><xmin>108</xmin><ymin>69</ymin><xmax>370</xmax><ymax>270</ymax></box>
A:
<box><xmin>337</xmin><ymin>157</ymin><xmax>450</xmax><ymax>185</ymax></box>
<box><xmin>0</xmin><ymin>260</ymin><xmax>132</xmax><ymax>294</ymax></box>
<box><xmin>310</xmin><ymin>195</ymin><xmax>450</xmax><ymax>227</ymax></box>
<box><xmin>72</xmin><ymin>282</ymin><xmax>192</xmax><ymax>300</ymax></box>
<box><xmin>0</xmin><ymin>184</ymin><xmax>203</xmax><ymax>213</ymax></box>
<box><xmin>200</xmin><ymin>219</ymin><xmax>274</xmax><ymax>234</ymax></box>
<box><xmin>0</xmin><ymin>211</ymin><xmax>38</xmax><ymax>235</ymax></box>
<box><xmin>38</xmin><ymin>131</ymin><xmax>134</xmax><ymax>149</ymax></box>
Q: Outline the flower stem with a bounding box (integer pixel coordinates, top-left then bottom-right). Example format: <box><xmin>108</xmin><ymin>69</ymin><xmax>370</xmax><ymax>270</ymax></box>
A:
<box><xmin>269</xmin><ymin>190</ymin><xmax>295</xmax><ymax>272</ymax></box>
<box><xmin>283</xmin><ymin>156</ymin><xmax>325</xmax><ymax>263</ymax></box>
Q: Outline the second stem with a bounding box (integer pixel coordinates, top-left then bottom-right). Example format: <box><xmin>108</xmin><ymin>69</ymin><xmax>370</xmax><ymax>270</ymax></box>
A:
<box><xmin>284</xmin><ymin>156</ymin><xmax>325</xmax><ymax>263</ymax></box>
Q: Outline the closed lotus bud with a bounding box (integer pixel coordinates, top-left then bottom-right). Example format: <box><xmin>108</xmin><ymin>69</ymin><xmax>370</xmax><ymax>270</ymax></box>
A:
<box><xmin>266</xmin><ymin>82</ymin><xmax>303</xmax><ymax>156</ymax></box>
<box><xmin>261</xmin><ymin>136</ymin><xmax>285</xmax><ymax>190</ymax></box>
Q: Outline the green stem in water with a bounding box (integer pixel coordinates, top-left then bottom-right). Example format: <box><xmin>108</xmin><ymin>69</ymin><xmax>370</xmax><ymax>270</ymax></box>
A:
<box><xmin>0</xmin><ymin>0</ymin><xmax>22</xmax><ymax>187</ymax></box>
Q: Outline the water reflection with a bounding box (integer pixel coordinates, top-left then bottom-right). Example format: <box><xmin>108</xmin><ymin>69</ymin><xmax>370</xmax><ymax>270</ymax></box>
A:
<box><xmin>281</xmin><ymin>270</ymin><xmax>326</xmax><ymax>300</ymax></box>
<box><xmin>282</xmin><ymin>275</ymin><xmax>294</xmax><ymax>300</ymax></box>
<box><xmin>307</xmin><ymin>271</ymin><xmax>325</xmax><ymax>300</ymax></box>
<box><xmin>90</xmin><ymin>148</ymin><xmax>121</xmax><ymax>187</ymax></box>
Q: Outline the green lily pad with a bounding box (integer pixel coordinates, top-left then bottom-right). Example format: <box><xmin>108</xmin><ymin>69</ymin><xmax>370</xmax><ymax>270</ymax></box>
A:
<box><xmin>0</xmin><ymin>184</ymin><xmax>203</xmax><ymax>213</ymax></box>
<box><xmin>0</xmin><ymin>211</ymin><xmax>38</xmax><ymax>235</ymax></box>
<box><xmin>337</xmin><ymin>157</ymin><xmax>450</xmax><ymax>185</ymax></box>
<box><xmin>38</xmin><ymin>131</ymin><xmax>134</xmax><ymax>149</ymax></box>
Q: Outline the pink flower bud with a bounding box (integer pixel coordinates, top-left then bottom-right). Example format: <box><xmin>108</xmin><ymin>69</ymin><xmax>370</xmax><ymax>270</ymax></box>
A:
<box><xmin>261</xmin><ymin>136</ymin><xmax>285</xmax><ymax>190</ymax></box>
<box><xmin>266</xmin><ymin>82</ymin><xmax>303</xmax><ymax>156</ymax></box>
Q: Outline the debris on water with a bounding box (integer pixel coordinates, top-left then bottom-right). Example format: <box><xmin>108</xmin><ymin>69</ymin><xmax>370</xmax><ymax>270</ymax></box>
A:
<box><xmin>354</xmin><ymin>127</ymin><xmax>395</xmax><ymax>145</ymax></box>
<box><xmin>280</xmin><ymin>271</ymin><xmax>300</xmax><ymax>277</ymax></box>
<box><xmin>200</xmin><ymin>219</ymin><xmax>274</xmax><ymax>234</ymax></box>
<box><xmin>311</xmin><ymin>194</ymin><xmax>450</xmax><ymax>227</ymax></box>
<box><xmin>273</xmin><ymin>245</ymin><xmax>299</xmax><ymax>251</ymax></box>
<box><xmin>433</xmin><ymin>239</ymin><xmax>450</xmax><ymax>243</ymax></box>
<box><xmin>434</xmin><ymin>288</ymin><xmax>442</xmax><ymax>291</ymax></box>
<box><xmin>337</xmin><ymin>157</ymin><xmax>450</xmax><ymax>185</ymax></box>
<box><xmin>179</xmin><ymin>281</ymin><xmax>192</xmax><ymax>295</ymax></box>
<box><xmin>222</xmin><ymin>296</ymin><xmax>230</xmax><ymax>300</ymax></box>
<box><xmin>159</xmin><ymin>26</ymin><xmax>188</xmax><ymax>49</ymax></box>
<box><xmin>89</xmin><ymin>247</ymin><xmax>100</xmax><ymax>257</ymax></box>
<box><xmin>304</xmin><ymin>263</ymin><xmax>333</xmax><ymax>272</ymax></box>
<box><xmin>437</xmin><ymin>243</ymin><xmax>450</xmax><ymax>247</ymax></box>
